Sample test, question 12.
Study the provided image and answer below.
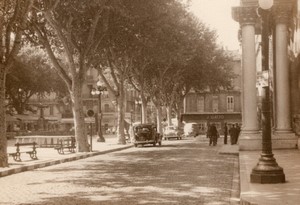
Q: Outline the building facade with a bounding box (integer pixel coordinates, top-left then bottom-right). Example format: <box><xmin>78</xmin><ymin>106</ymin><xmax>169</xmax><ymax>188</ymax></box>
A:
<box><xmin>182</xmin><ymin>51</ymin><xmax>242</xmax><ymax>135</ymax></box>
<box><xmin>6</xmin><ymin>67</ymin><xmax>140</xmax><ymax>136</ymax></box>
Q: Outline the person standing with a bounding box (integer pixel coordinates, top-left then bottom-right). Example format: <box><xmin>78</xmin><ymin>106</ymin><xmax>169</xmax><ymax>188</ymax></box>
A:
<box><xmin>224</xmin><ymin>122</ymin><xmax>228</xmax><ymax>144</ymax></box>
<box><xmin>235</xmin><ymin>123</ymin><xmax>241</xmax><ymax>144</ymax></box>
<box><xmin>210</xmin><ymin>123</ymin><xmax>218</xmax><ymax>146</ymax></box>
<box><xmin>229</xmin><ymin>124</ymin><xmax>236</xmax><ymax>145</ymax></box>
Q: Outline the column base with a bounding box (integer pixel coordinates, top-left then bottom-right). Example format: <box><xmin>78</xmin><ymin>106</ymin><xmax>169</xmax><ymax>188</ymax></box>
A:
<box><xmin>239</xmin><ymin>131</ymin><xmax>298</xmax><ymax>150</ymax></box>
<box><xmin>273</xmin><ymin>131</ymin><xmax>297</xmax><ymax>149</ymax></box>
<box><xmin>239</xmin><ymin>131</ymin><xmax>261</xmax><ymax>151</ymax></box>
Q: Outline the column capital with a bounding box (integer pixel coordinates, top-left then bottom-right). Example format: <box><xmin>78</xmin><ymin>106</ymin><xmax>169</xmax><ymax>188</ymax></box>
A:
<box><xmin>232</xmin><ymin>6</ymin><xmax>258</xmax><ymax>26</ymax></box>
<box><xmin>272</xmin><ymin>4</ymin><xmax>292</xmax><ymax>24</ymax></box>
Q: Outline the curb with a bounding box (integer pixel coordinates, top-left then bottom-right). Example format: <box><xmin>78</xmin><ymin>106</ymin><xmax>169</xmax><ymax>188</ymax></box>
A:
<box><xmin>230</xmin><ymin>157</ymin><xmax>240</xmax><ymax>205</ymax></box>
<box><xmin>0</xmin><ymin>145</ymin><xmax>133</xmax><ymax>178</ymax></box>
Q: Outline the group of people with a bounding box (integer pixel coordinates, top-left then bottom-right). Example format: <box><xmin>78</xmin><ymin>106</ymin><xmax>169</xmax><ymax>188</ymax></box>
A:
<box><xmin>223</xmin><ymin>122</ymin><xmax>240</xmax><ymax>145</ymax></box>
<box><xmin>206</xmin><ymin>122</ymin><xmax>241</xmax><ymax>146</ymax></box>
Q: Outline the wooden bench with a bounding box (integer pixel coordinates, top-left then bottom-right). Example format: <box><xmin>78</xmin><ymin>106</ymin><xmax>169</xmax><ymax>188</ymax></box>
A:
<box><xmin>54</xmin><ymin>137</ymin><xmax>76</xmax><ymax>154</ymax></box>
<box><xmin>8</xmin><ymin>142</ymin><xmax>38</xmax><ymax>162</ymax></box>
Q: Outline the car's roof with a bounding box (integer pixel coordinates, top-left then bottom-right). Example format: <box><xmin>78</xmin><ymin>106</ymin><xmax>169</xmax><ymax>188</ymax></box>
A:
<box><xmin>133</xmin><ymin>123</ymin><xmax>156</xmax><ymax>128</ymax></box>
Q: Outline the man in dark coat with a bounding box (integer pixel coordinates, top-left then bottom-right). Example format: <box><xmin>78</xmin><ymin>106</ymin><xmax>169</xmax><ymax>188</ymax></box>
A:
<box><xmin>229</xmin><ymin>124</ymin><xmax>236</xmax><ymax>145</ymax></box>
<box><xmin>235</xmin><ymin>123</ymin><xmax>241</xmax><ymax>144</ymax></box>
<box><xmin>210</xmin><ymin>123</ymin><xmax>218</xmax><ymax>146</ymax></box>
<box><xmin>224</xmin><ymin>122</ymin><xmax>228</xmax><ymax>144</ymax></box>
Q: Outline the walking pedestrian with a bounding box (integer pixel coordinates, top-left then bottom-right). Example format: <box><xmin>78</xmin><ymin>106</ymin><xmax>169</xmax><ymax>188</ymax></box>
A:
<box><xmin>224</xmin><ymin>122</ymin><xmax>228</xmax><ymax>144</ymax></box>
<box><xmin>210</xmin><ymin>123</ymin><xmax>218</xmax><ymax>146</ymax></box>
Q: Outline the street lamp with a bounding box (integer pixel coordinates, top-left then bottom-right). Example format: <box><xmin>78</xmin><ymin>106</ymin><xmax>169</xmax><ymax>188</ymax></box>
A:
<box><xmin>91</xmin><ymin>80</ymin><xmax>107</xmax><ymax>142</ymax></box>
<box><xmin>135</xmin><ymin>98</ymin><xmax>142</xmax><ymax>123</ymax></box>
<box><xmin>250</xmin><ymin>0</ymin><xmax>285</xmax><ymax>183</ymax></box>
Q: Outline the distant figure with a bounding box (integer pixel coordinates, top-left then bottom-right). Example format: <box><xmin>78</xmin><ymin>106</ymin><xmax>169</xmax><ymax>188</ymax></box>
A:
<box><xmin>206</xmin><ymin>123</ymin><xmax>211</xmax><ymax>139</ymax></box>
<box><xmin>210</xmin><ymin>124</ymin><xmax>218</xmax><ymax>146</ymax></box>
<box><xmin>235</xmin><ymin>123</ymin><xmax>241</xmax><ymax>144</ymax></box>
<box><xmin>229</xmin><ymin>124</ymin><xmax>236</xmax><ymax>145</ymax></box>
<box><xmin>224</xmin><ymin>122</ymin><xmax>228</xmax><ymax>145</ymax></box>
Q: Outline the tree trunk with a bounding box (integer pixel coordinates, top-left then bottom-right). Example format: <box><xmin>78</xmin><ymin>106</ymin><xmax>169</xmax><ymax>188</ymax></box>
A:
<box><xmin>156</xmin><ymin>106</ymin><xmax>163</xmax><ymax>134</ymax></box>
<box><xmin>0</xmin><ymin>66</ymin><xmax>8</xmax><ymax>167</ymax></box>
<box><xmin>141</xmin><ymin>103</ymin><xmax>147</xmax><ymax>123</ymax></box>
<box><xmin>166</xmin><ymin>106</ymin><xmax>172</xmax><ymax>126</ymax></box>
<box><xmin>117</xmin><ymin>82</ymin><xmax>126</xmax><ymax>144</ymax></box>
<box><xmin>72</xmin><ymin>82</ymin><xmax>90</xmax><ymax>152</ymax></box>
<box><xmin>177</xmin><ymin>100</ymin><xmax>184</xmax><ymax>129</ymax></box>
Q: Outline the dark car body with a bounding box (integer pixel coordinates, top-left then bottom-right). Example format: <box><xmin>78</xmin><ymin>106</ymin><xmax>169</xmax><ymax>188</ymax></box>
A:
<box><xmin>133</xmin><ymin>124</ymin><xmax>162</xmax><ymax>147</ymax></box>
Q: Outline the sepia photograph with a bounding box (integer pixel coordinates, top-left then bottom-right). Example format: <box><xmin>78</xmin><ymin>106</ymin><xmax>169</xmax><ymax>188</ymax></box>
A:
<box><xmin>0</xmin><ymin>0</ymin><xmax>299</xmax><ymax>204</ymax></box>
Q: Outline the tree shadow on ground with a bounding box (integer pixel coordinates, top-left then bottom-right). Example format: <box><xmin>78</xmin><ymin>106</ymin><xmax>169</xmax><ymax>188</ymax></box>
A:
<box><xmin>21</xmin><ymin>141</ymin><xmax>237</xmax><ymax>205</ymax></box>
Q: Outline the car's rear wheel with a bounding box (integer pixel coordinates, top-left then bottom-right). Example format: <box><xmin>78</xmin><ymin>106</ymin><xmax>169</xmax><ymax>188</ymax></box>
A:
<box><xmin>158</xmin><ymin>141</ymin><xmax>162</xmax><ymax>146</ymax></box>
<box><xmin>153</xmin><ymin>142</ymin><xmax>156</xmax><ymax>147</ymax></box>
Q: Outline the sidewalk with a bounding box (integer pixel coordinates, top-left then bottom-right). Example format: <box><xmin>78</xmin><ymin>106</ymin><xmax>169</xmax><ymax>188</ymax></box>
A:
<box><xmin>1</xmin><ymin>135</ymin><xmax>133</xmax><ymax>177</ymax></box>
<box><xmin>216</xmin><ymin>137</ymin><xmax>300</xmax><ymax>204</ymax></box>
<box><xmin>239</xmin><ymin>149</ymin><xmax>300</xmax><ymax>205</ymax></box>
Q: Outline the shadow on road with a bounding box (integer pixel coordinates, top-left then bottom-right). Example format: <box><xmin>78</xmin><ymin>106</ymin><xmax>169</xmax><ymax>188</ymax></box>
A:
<box><xmin>20</xmin><ymin>140</ymin><xmax>237</xmax><ymax>205</ymax></box>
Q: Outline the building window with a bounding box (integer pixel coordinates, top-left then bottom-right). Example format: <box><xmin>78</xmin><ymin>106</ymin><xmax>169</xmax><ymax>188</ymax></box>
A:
<box><xmin>197</xmin><ymin>96</ymin><xmax>204</xmax><ymax>112</ymax></box>
<box><xmin>227</xmin><ymin>96</ymin><xmax>234</xmax><ymax>112</ymax></box>
<box><xmin>104</xmin><ymin>104</ymin><xmax>109</xmax><ymax>112</ymax></box>
<box><xmin>187</xmin><ymin>94</ymin><xmax>197</xmax><ymax>112</ymax></box>
<box><xmin>212</xmin><ymin>96</ymin><xmax>218</xmax><ymax>113</ymax></box>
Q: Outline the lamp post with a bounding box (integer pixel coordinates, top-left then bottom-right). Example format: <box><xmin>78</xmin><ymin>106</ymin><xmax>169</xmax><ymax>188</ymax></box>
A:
<box><xmin>91</xmin><ymin>80</ymin><xmax>107</xmax><ymax>142</ymax></box>
<box><xmin>135</xmin><ymin>98</ymin><xmax>142</xmax><ymax>123</ymax></box>
<box><xmin>250</xmin><ymin>0</ymin><xmax>285</xmax><ymax>184</ymax></box>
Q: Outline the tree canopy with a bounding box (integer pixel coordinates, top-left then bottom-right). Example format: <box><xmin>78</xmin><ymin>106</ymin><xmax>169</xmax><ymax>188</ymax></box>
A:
<box><xmin>6</xmin><ymin>44</ymin><xmax>67</xmax><ymax>114</ymax></box>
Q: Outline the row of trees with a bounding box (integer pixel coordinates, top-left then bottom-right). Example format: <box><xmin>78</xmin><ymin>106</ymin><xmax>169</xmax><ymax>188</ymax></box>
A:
<box><xmin>0</xmin><ymin>0</ymin><xmax>234</xmax><ymax>167</ymax></box>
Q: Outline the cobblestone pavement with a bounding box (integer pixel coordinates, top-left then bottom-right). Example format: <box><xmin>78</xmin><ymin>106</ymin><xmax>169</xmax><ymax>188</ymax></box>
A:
<box><xmin>0</xmin><ymin>138</ymin><xmax>237</xmax><ymax>205</ymax></box>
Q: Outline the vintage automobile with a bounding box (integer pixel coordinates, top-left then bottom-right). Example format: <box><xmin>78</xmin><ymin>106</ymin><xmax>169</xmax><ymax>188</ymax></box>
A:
<box><xmin>163</xmin><ymin>125</ymin><xmax>182</xmax><ymax>140</ymax></box>
<box><xmin>133</xmin><ymin>123</ymin><xmax>162</xmax><ymax>147</ymax></box>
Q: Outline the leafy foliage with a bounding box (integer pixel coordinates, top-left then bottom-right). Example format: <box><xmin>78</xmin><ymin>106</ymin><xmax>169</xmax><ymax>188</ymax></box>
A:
<box><xmin>6</xmin><ymin>45</ymin><xmax>67</xmax><ymax>114</ymax></box>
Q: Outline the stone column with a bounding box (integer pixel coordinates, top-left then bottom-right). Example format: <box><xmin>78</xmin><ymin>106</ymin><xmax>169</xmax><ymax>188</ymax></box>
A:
<box><xmin>272</xmin><ymin>5</ymin><xmax>298</xmax><ymax>149</ymax></box>
<box><xmin>274</xmin><ymin>5</ymin><xmax>291</xmax><ymax>132</ymax></box>
<box><xmin>232</xmin><ymin>6</ymin><xmax>260</xmax><ymax>150</ymax></box>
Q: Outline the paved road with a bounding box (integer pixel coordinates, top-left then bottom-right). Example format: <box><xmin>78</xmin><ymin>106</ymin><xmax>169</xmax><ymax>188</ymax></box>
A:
<box><xmin>0</xmin><ymin>138</ymin><xmax>237</xmax><ymax>205</ymax></box>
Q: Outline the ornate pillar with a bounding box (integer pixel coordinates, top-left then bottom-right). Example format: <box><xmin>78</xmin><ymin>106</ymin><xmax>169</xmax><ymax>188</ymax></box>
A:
<box><xmin>272</xmin><ymin>4</ymin><xmax>298</xmax><ymax>149</ymax></box>
<box><xmin>232</xmin><ymin>6</ymin><xmax>260</xmax><ymax>150</ymax></box>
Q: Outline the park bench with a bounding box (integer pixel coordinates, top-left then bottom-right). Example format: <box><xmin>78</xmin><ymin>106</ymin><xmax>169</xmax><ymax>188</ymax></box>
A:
<box><xmin>54</xmin><ymin>137</ymin><xmax>76</xmax><ymax>154</ymax></box>
<box><xmin>8</xmin><ymin>142</ymin><xmax>38</xmax><ymax>162</ymax></box>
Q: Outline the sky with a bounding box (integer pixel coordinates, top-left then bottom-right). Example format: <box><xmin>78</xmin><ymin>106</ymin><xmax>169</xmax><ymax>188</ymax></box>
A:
<box><xmin>188</xmin><ymin>0</ymin><xmax>240</xmax><ymax>50</ymax></box>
